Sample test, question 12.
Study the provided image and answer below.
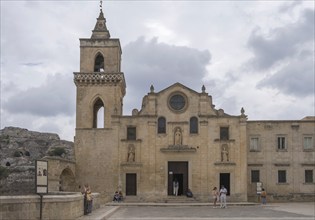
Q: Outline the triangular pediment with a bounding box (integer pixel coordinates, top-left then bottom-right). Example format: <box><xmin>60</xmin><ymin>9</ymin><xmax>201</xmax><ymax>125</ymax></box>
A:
<box><xmin>156</xmin><ymin>82</ymin><xmax>201</xmax><ymax>96</ymax></box>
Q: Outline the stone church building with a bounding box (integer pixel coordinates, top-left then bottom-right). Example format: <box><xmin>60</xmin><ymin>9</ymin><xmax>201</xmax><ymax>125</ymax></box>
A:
<box><xmin>73</xmin><ymin>9</ymin><xmax>315</xmax><ymax>203</ymax></box>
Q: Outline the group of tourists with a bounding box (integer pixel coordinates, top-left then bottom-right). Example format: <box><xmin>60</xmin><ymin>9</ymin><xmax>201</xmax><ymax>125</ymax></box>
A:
<box><xmin>82</xmin><ymin>183</ymin><xmax>267</xmax><ymax>213</ymax></box>
<box><xmin>113</xmin><ymin>191</ymin><xmax>124</xmax><ymax>202</ymax></box>
<box><xmin>212</xmin><ymin>185</ymin><xmax>267</xmax><ymax>208</ymax></box>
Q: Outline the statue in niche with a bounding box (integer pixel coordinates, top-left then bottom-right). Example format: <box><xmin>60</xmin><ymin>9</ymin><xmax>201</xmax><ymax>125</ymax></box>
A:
<box><xmin>221</xmin><ymin>144</ymin><xmax>229</xmax><ymax>162</ymax></box>
<box><xmin>174</xmin><ymin>128</ymin><xmax>182</xmax><ymax>145</ymax></box>
<box><xmin>127</xmin><ymin>145</ymin><xmax>135</xmax><ymax>162</ymax></box>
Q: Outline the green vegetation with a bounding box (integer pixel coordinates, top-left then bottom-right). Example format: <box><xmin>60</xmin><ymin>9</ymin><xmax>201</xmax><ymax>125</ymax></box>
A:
<box><xmin>0</xmin><ymin>166</ymin><xmax>9</xmax><ymax>180</ymax></box>
<box><xmin>48</xmin><ymin>147</ymin><xmax>66</xmax><ymax>157</ymax></box>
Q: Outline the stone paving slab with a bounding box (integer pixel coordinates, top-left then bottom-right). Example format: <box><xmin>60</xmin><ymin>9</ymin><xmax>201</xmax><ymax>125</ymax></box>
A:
<box><xmin>106</xmin><ymin>205</ymin><xmax>314</xmax><ymax>220</ymax></box>
<box><xmin>267</xmin><ymin>202</ymin><xmax>315</xmax><ymax>217</ymax></box>
<box><xmin>77</xmin><ymin>206</ymin><xmax>119</xmax><ymax>220</ymax></box>
<box><xmin>76</xmin><ymin>202</ymin><xmax>315</xmax><ymax>220</ymax></box>
<box><xmin>106</xmin><ymin>202</ymin><xmax>258</xmax><ymax>206</ymax></box>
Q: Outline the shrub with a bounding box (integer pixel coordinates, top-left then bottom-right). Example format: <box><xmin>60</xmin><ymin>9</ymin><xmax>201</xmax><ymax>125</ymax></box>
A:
<box><xmin>0</xmin><ymin>166</ymin><xmax>9</xmax><ymax>179</ymax></box>
<box><xmin>48</xmin><ymin>147</ymin><xmax>66</xmax><ymax>157</ymax></box>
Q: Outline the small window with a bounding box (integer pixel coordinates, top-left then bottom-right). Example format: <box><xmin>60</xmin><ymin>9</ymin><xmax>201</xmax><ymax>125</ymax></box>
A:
<box><xmin>250</xmin><ymin>137</ymin><xmax>259</xmax><ymax>151</ymax></box>
<box><xmin>305</xmin><ymin>170</ymin><xmax>313</xmax><ymax>183</ymax></box>
<box><xmin>251</xmin><ymin>170</ymin><xmax>260</xmax><ymax>183</ymax></box>
<box><xmin>304</xmin><ymin>137</ymin><xmax>313</xmax><ymax>150</ymax></box>
<box><xmin>158</xmin><ymin>117</ymin><xmax>166</xmax><ymax>134</ymax></box>
<box><xmin>220</xmin><ymin>127</ymin><xmax>229</xmax><ymax>140</ymax></box>
<box><xmin>190</xmin><ymin>117</ymin><xmax>198</xmax><ymax>134</ymax></box>
<box><xmin>277</xmin><ymin>136</ymin><xmax>286</xmax><ymax>150</ymax></box>
<box><xmin>127</xmin><ymin>127</ymin><xmax>136</xmax><ymax>140</ymax></box>
<box><xmin>278</xmin><ymin>170</ymin><xmax>287</xmax><ymax>183</ymax></box>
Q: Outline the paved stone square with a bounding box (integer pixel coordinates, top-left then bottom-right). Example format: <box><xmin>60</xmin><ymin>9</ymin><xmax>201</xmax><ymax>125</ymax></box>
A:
<box><xmin>79</xmin><ymin>202</ymin><xmax>315</xmax><ymax>220</ymax></box>
<box><xmin>106</xmin><ymin>205</ymin><xmax>314</xmax><ymax>220</ymax></box>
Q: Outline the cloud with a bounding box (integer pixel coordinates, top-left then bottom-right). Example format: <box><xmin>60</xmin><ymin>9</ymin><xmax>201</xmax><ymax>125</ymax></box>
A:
<box><xmin>257</xmin><ymin>52</ymin><xmax>314</xmax><ymax>97</ymax></box>
<box><xmin>243</xmin><ymin>8</ymin><xmax>315</xmax><ymax>99</ymax></box>
<box><xmin>122</xmin><ymin>37</ymin><xmax>211</xmax><ymax>113</ymax></box>
<box><xmin>247</xmin><ymin>8</ymin><xmax>314</xmax><ymax>70</ymax></box>
<box><xmin>21</xmin><ymin>62</ymin><xmax>43</xmax><ymax>66</ymax></box>
<box><xmin>279</xmin><ymin>0</ymin><xmax>302</xmax><ymax>13</ymax></box>
<box><xmin>3</xmin><ymin>74</ymin><xmax>75</xmax><ymax>117</ymax></box>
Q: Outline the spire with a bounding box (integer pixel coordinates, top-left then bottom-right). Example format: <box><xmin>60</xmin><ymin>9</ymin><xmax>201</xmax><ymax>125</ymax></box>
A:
<box><xmin>91</xmin><ymin>1</ymin><xmax>110</xmax><ymax>39</ymax></box>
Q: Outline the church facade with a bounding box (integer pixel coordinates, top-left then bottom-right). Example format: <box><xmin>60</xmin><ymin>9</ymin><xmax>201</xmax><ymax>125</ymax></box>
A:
<box><xmin>73</xmin><ymin>10</ymin><xmax>315</xmax><ymax>203</ymax></box>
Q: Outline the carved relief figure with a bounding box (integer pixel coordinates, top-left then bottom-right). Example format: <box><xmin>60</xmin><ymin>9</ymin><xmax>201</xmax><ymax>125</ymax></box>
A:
<box><xmin>174</xmin><ymin>128</ymin><xmax>182</xmax><ymax>145</ymax></box>
<box><xmin>221</xmin><ymin>144</ymin><xmax>229</xmax><ymax>162</ymax></box>
<box><xmin>127</xmin><ymin>145</ymin><xmax>135</xmax><ymax>162</ymax></box>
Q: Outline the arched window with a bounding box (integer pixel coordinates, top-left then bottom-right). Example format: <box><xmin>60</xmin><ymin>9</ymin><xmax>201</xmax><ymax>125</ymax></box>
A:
<box><xmin>94</xmin><ymin>53</ymin><xmax>104</xmax><ymax>72</ymax></box>
<box><xmin>190</xmin><ymin>117</ymin><xmax>198</xmax><ymax>134</ymax></box>
<box><xmin>158</xmin><ymin>117</ymin><xmax>166</xmax><ymax>134</ymax></box>
<box><xmin>93</xmin><ymin>98</ymin><xmax>105</xmax><ymax>128</ymax></box>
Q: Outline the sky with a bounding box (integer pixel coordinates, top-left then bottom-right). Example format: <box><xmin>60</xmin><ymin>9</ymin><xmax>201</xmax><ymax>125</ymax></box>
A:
<box><xmin>1</xmin><ymin>0</ymin><xmax>314</xmax><ymax>141</ymax></box>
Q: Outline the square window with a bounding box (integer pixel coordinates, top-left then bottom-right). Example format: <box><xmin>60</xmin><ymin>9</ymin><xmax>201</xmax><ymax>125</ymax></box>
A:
<box><xmin>250</xmin><ymin>137</ymin><xmax>259</xmax><ymax>151</ymax></box>
<box><xmin>278</xmin><ymin>170</ymin><xmax>287</xmax><ymax>183</ymax></box>
<box><xmin>251</xmin><ymin>170</ymin><xmax>260</xmax><ymax>183</ymax></box>
<box><xmin>304</xmin><ymin>137</ymin><xmax>313</xmax><ymax>150</ymax></box>
<box><xmin>127</xmin><ymin>127</ymin><xmax>136</xmax><ymax>140</ymax></box>
<box><xmin>220</xmin><ymin>127</ymin><xmax>229</xmax><ymax>140</ymax></box>
<box><xmin>305</xmin><ymin>170</ymin><xmax>313</xmax><ymax>183</ymax></box>
<box><xmin>277</xmin><ymin>137</ymin><xmax>286</xmax><ymax>150</ymax></box>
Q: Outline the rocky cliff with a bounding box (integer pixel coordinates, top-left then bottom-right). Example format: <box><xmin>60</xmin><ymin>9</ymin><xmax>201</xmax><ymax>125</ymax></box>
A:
<box><xmin>0</xmin><ymin>127</ymin><xmax>74</xmax><ymax>195</ymax></box>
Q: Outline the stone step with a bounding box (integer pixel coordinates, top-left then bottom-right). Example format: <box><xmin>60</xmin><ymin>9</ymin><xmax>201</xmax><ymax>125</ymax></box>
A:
<box><xmin>164</xmin><ymin>196</ymin><xmax>198</xmax><ymax>203</ymax></box>
<box><xmin>122</xmin><ymin>196</ymin><xmax>144</xmax><ymax>203</ymax></box>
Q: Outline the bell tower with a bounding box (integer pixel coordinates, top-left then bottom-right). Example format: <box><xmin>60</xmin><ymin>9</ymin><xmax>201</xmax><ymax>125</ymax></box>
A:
<box><xmin>73</xmin><ymin>4</ymin><xmax>126</xmax><ymax>202</ymax></box>
<box><xmin>74</xmin><ymin>7</ymin><xmax>125</xmax><ymax>129</ymax></box>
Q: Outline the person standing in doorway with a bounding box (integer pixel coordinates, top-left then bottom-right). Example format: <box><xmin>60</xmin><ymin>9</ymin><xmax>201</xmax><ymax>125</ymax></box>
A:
<box><xmin>173</xmin><ymin>179</ymin><xmax>179</xmax><ymax>196</ymax></box>
<box><xmin>261</xmin><ymin>188</ymin><xmax>267</xmax><ymax>205</ymax></box>
<box><xmin>212</xmin><ymin>187</ymin><xmax>219</xmax><ymax>208</ymax></box>
<box><xmin>219</xmin><ymin>185</ymin><xmax>228</xmax><ymax>208</ymax></box>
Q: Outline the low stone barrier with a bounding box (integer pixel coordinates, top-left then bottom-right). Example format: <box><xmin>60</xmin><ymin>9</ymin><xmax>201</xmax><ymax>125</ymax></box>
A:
<box><xmin>0</xmin><ymin>192</ymin><xmax>100</xmax><ymax>220</ymax></box>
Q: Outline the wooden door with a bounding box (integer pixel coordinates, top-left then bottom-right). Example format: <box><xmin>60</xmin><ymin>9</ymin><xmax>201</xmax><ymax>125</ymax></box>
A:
<box><xmin>126</xmin><ymin>173</ymin><xmax>137</xmax><ymax>195</ymax></box>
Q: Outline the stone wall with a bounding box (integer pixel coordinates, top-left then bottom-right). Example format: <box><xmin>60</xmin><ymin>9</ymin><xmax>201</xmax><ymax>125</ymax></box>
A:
<box><xmin>247</xmin><ymin>120</ymin><xmax>315</xmax><ymax>201</ymax></box>
<box><xmin>0</xmin><ymin>192</ymin><xmax>99</xmax><ymax>220</ymax></box>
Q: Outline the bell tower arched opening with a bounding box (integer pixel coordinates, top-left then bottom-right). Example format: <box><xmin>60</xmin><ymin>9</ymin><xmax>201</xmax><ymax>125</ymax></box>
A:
<box><xmin>94</xmin><ymin>53</ymin><xmax>104</xmax><ymax>72</ymax></box>
<box><xmin>93</xmin><ymin>98</ymin><xmax>105</xmax><ymax>128</ymax></box>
